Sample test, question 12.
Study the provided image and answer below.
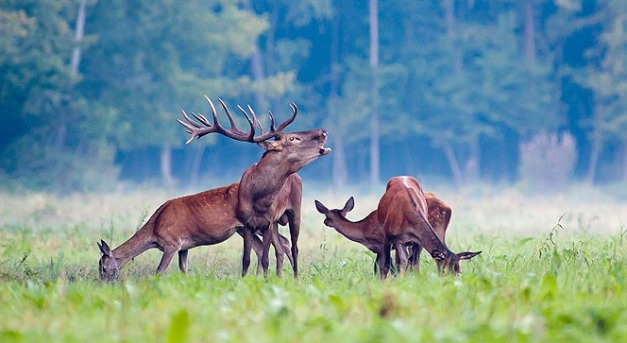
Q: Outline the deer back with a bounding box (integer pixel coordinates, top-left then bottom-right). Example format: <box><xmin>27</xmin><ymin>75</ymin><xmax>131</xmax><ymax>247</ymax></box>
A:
<box><xmin>424</xmin><ymin>191</ymin><xmax>452</xmax><ymax>244</ymax></box>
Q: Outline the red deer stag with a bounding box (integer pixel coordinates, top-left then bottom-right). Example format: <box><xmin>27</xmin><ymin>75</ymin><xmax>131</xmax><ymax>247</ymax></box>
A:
<box><xmin>179</xmin><ymin>96</ymin><xmax>330</xmax><ymax>277</ymax></box>
<box><xmin>97</xmin><ymin>178</ymin><xmax>298</xmax><ymax>281</ymax></box>
<box><xmin>314</xmin><ymin>191</ymin><xmax>453</xmax><ymax>275</ymax></box>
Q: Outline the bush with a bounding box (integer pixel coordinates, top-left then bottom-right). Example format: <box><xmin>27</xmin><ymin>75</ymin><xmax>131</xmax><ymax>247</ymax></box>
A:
<box><xmin>518</xmin><ymin>132</ymin><xmax>577</xmax><ymax>192</ymax></box>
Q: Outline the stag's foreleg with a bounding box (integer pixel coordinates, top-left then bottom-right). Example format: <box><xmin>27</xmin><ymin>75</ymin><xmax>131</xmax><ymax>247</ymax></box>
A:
<box><xmin>241</xmin><ymin>228</ymin><xmax>254</xmax><ymax>277</ymax></box>
<box><xmin>285</xmin><ymin>210</ymin><xmax>300</xmax><ymax>277</ymax></box>
<box><xmin>260</xmin><ymin>225</ymin><xmax>273</xmax><ymax>277</ymax></box>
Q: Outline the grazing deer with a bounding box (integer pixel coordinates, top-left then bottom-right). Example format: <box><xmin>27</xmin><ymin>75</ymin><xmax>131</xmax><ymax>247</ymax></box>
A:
<box><xmin>377</xmin><ymin>176</ymin><xmax>480</xmax><ymax>277</ymax></box>
<box><xmin>315</xmin><ymin>177</ymin><xmax>479</xmax><ymax>278</ymax></box>
<box><xmin>179</xmin><ymin>96</ymin><xmax>330</xmax><ymax>277</ymax></box>
<box><xmin>314</xmin><ymin>192</ymin><xmax>450</xmax><ymax>275</ymax></box>
<box><xmin>97</xmin><ymin>178</ymin><xmax>298</xmax><ymax>281</ymax></box>
<box><xmin>403</xmin><ymin>191</ymin><xmax>453</xmax><ymax>270</ymax></box>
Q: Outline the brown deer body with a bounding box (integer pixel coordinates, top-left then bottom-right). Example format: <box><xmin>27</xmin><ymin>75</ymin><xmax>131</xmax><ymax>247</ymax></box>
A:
<box><xmin>377</xmin><ymin>176</ymin><xmax>480</xmax><ymax>277</ymax></box>
<box><xmin>315</xmin><ymin>191</ymin><xmax>454</xmax><ymax>275</ymax></box>
<box><xmin>179</xmin><ymin>97</ymin><xmax>330</xmax><ymax>277</ymax></box>
<box><xmin>404</xmin><ymin>191</ymin><xmax>453</xmax><ymax>270</ymax></box>
<box><xmin>97</xmin><ymin>178</ymin><xmax>299</xmax><ymax>281</ymax></box>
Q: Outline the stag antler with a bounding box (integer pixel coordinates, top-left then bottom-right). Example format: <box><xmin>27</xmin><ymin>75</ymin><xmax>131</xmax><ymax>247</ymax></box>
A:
<box><xmin>177</xmin><ymin>96</ymin><xmax>298</xmax><ymax>144</ymax></box>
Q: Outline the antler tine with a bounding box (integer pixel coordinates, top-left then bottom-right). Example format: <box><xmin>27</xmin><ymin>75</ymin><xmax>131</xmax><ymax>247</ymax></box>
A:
<box><xmin>267</xmin><ymin>111</ymin><xmax>276</xmax><ymax>132</ymax></box>
<box><xmin>191</xmin><ymin>112</ymin><xmax>211</xmax><ymax>127</ymax></box>
<box><xmin>276</xmin><ymin>102</ymin><xmax>297</xmax><ymax>132</ymax></box>
<box><xmin>237</xmin><ymin>105</ymin><xmax>257</xmax><ymax>142</ymax></box>
<box><xmin>177</xmin><ymin>109</ymin><xmax>210</xmax><ymax>144</ymax></box>
<box><xmin>216</xmin><ymin>98</ymin><xmax>240</xmax><ymax>132</ymax></box>
<box><xmin>249</xmin><ymin>102</ymin><xmax>298</xmax><ymax>142</ymax></box>
<box><xmin>179</xmin><ymin>110</ymin><xmax>201</xmax><ymax>129</ymax></box>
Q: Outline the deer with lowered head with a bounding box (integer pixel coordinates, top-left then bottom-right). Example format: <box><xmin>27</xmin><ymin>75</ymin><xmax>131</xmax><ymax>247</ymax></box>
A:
<box><xmin>315</xmin><ymin>176</ymin><xmax>480</xmax><ymax>278</ymax></box>
<box><xmin>179</xmin><ymin>96</ymin><xmax>330</xmax><ymax>277</ymax></box>
<box><xmin>97</xmin><ymin>176</ymin><xmax>299</xmax><ymax>281</ymax></box>
<box><xmin>315</xmin><ymin>191</ymin><xmax>454</xmax><ymax>275</ymax></box>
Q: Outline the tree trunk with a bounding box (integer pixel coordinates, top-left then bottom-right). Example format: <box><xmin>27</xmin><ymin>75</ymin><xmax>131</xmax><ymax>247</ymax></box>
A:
<box><xmin>523</xmin><ymin>0</ymin><xmax>536</xmax><ymax>63</ymax></box>
<box><xmin>189</xmin><ymin>146</ymin><xmax>205</xmax><ymax>189</ymax></box>
<box><xmin>369</xmin><ymin>0</ymin><xmax>380</xmax><ymax>186</ymax></box>
<box><xmin>464</xmin><ymin>138</ymin><xmax>480</xmax><ymax>183</ymax></box>
<box><xmin>71</xmin><ymin>0</ymin><xmax>87</xmax><ymax>76</ymax></box>
<box><xmin>443</xmin><ymin>142</ymin><xmax>464</xmax><ymax>188</ymax></box>
<box><xmin>585</xmin><ymin>135</ymin><xmax>601</xmax><ymax>184</ymax></box>
<box><xmin>623</xmin><ymin>140</ymin><xmax>627</xmax><ymax>182</ymax></box>
<box><xmin>161</xmin><ymin>145</ymin><xmax>176</xmax><ymax>186</ymax></box>
<box><xmin>330</xmin><ymin>11</ymin><xmax>347</xmax><ymax>188</ymax></box>
<box><xmin>333</xmin><ymin>136</ymin><xmax>348</xmax><ymax>189</ymax></box>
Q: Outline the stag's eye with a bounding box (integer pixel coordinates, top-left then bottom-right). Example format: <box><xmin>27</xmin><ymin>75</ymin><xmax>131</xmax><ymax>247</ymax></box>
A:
<box><xmin>289</xmin><ymin>136</ymin><xmax>300</xmax><ymax>142</ymax></box>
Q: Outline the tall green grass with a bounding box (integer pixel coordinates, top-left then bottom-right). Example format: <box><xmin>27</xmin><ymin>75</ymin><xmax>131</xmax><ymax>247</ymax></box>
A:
<box><xmin>1</xmin><ymin>187</ymin><xmax>626</xmax><ymax>342</ymax></box>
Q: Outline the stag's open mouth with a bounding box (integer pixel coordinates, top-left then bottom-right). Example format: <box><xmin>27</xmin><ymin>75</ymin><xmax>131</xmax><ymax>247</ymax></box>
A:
<box><xmin>318</xmin><ymin>131</ymin><xmax>331</xmax><ymax>155</ymax></box>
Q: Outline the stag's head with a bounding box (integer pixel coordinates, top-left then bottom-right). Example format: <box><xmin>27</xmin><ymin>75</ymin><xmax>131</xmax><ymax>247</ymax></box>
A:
<box><xmin>431</xmin><ymin>250</ymin><xmax>481</xmax><ymax>275</ymax></box>
<box><xmin>178</xmin><ymin>97</ymin><xmax>330</xmax><ymax>173</ymax></box>
<box><xmin>314</xmin><ymin>197</ymin><xmax>354</xmax><ymax>228</ymax></box>
<box><xmin>97</xmin><ymin>239</ymin><xmax>120</xmax><ymax>282</ymax></box>
<box><xmin>259</xmin><ymin>129</ymin><xmax>330</xmax><ymax>173</ymax></box>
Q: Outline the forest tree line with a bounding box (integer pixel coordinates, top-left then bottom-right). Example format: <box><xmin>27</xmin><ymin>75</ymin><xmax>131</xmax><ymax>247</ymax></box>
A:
<box><xmin>1</xmin><ymin>0</ymin><xmax>626</xmax><ymax>192</ymax></box>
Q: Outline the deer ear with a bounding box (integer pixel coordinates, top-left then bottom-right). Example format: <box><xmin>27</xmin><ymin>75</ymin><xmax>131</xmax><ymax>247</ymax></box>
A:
<box><xmin>457</xmin><ymin>251</ymin><xmax>481</xmax><ymax>260</ymax></box>
<box><xmin>431</xmin><ymin>249</ymin><xmax>446</xmax><ymax>261</ymax></box>
<box><xmin>98</xmin><ymin>239</ymin><xmax>112</xmax><ymax>256</ymax></box>
<box><xmin>258</xmin><ymin>141</ymin><xmax>283</xmax><ymax>151</ymax></box>
<box><xmin>314</xmin><ymin>200</ymin><xmax>328</xmax><ymax>214</ymax></box>
<box><xmin>342</xmin><ymin>197</ymin><xmax>355</xmax><ymax>214</ymax></box>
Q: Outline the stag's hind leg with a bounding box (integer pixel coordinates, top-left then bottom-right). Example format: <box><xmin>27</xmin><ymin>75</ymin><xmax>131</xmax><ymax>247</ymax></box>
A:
<box><xmin>259</xmin><ymin>225</ymin><xmax>273</xmax><ymax>277</ymax></box>
<box><xmin>270</xmin><ymin>222</ymin><xmax>285</xmax><ymax>277</ymax></box>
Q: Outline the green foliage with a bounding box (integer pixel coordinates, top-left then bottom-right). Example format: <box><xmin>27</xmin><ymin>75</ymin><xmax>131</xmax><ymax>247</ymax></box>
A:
<box><xmin>0</xmin><ymin>189</ymin><xmax>626</xmax><ymax>341</ymax></box>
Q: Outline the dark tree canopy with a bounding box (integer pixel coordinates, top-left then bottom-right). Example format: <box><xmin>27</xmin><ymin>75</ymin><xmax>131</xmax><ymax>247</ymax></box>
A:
<box><xmin>0</xmin><ymin>0</ymin><xmax>625</xmax><ymax>192</ymax></box>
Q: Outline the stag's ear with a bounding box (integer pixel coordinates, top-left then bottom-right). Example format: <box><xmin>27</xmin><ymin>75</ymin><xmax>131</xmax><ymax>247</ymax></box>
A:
<box><xmin>98</xmin><ymin>239</ymin><xmax>112</xmax><ymax>256</ymax></box>
<box><xmin>314</xmin><ymin>200</ymin><xmax>328</xmax><ymax>214</ymax></box>
<box><xmin>342</xmin><ymin>197</ymin><xmax>355</xmax><ymax>214</ymax></box>
<box><xmin>258</xmin><ymin>140</ymin><xmax>283</xmax><ymax>151</ymax></box>
<box><xmin>457</xmin><ymin>251</ymin><xmax>481</xmax><ymax>260</ymax></box>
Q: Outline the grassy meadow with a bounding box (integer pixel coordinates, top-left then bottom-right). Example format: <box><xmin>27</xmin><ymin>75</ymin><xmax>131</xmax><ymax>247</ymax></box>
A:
<box><xmin>0</xmin><ymin>184</ymin><xmax>626</xmax><ymax>342</ymax></box>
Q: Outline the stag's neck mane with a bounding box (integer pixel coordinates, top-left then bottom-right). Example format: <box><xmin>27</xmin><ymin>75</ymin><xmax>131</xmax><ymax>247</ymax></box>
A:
<box><xmin>237</xmin><ymin>150</ymin><xmax>293</xmax><ymax>225</ymax></box>
<box><xmin>244</xmin><ymin>152</ymin><xmax>290</xmax><ymax>192</ymax></box>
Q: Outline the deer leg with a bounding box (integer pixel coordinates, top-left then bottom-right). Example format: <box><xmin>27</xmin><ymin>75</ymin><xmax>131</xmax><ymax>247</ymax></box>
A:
<box><xmin>374</xmin><ymin>252</ymin><xmax>382</xmax><ymax>276</ymax></box>
<box><xmin>241</xmin><ymin>227</ymin><xmax>254</xmax><ymax>277</ymax></box>
<box><xmin>381</xmin><ymin>239</ymin><xmax>392</xmax><ymax>279</ymax></box>
<box><xmin>238</xmin><ymin>228</ymin><xmax>264</xmax><ymax>275</ymax></box>
<box><xmin>156</xmin><ymin>247</ymin><xmax>177</xmax><ymax>274</ymax></box>
<box><xmin>395</xmin><ymin>243</ymin><xmax>409</xmax><ymax>276</ymax></box>
<box><xmin>178</xmin><ymin>249</ymin><xmax>189</xmax><ymax>274</ymax></box>
<box><xmin>408</xmin><ymin>243</ymin><xmax>422</xmax><ymax>271</ymax></box>
<box><xmin>270</xmin><ymin>223</ymin><xmax>284</xmax><ymax>277</ymax></box>
<box><xmin>260</xmin><ymin>226</ymin><xmax>272</xmax><ymax>277</ymax></box>
<box><xmin>253</xmin><ymin>232</ymin><xmax>265</xmax><ymax>275</ymax></box>
<box><xmin>278</xmin><ymin>234</ymin><xmax>294</xmax><ymax>268</ymax></box>
<box><xmin>287</xmin><ymin>210</ymin><xmax>300</xmax><ymax>278</ymax></box>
